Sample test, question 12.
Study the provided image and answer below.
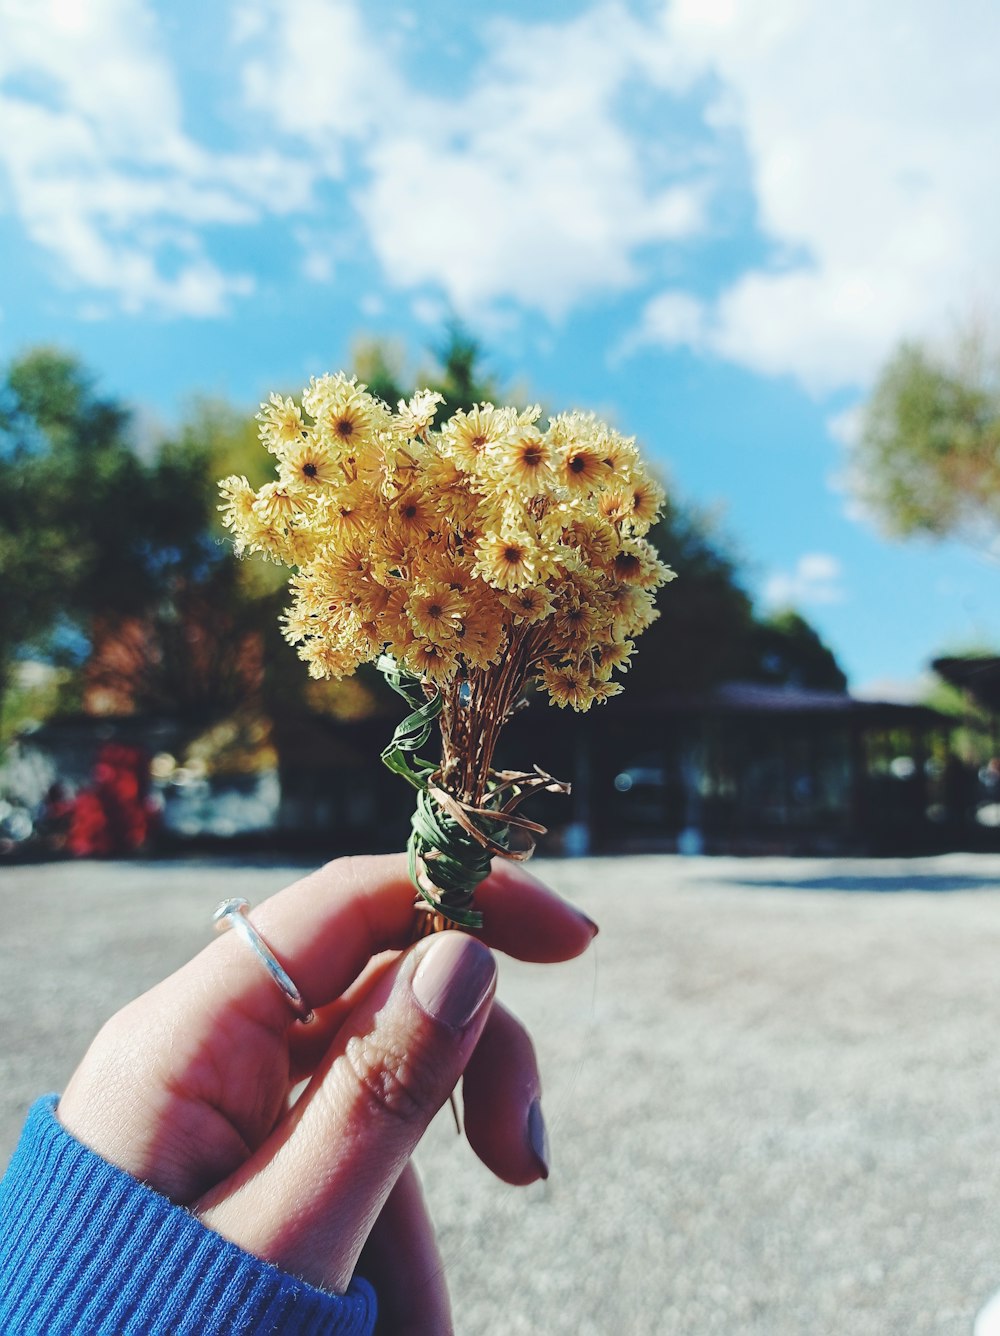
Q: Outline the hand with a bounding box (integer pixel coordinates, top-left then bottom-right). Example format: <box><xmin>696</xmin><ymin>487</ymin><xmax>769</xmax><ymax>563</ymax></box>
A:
<box><xmin>57</xmin><ymin>855</ymin><xmax>597</xmax><ymax>1332</ymax></box>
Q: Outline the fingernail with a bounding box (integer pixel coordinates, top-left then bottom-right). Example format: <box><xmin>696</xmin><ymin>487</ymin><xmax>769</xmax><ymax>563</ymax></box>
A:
<box><xmin>574</xmin><ymin>908</ymin><xmax>599</xmax><ymax>938</ymax></box>
<box><xmin>527</xmin><ymin>1098</ymin><xmax>550</xmax><ymax>1179</ymax></box>
<box><xmin>411</xmin><ymin>934</ymin><xmax>496</xmax><ymax>1031</ymax></box>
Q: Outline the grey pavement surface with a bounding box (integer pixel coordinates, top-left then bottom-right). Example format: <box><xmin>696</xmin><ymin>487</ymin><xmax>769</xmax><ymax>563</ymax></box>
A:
<box><xmin>4</xmin><ymin>853</ymin><xmax>1000</xmax><ymax>1334</ymax></box>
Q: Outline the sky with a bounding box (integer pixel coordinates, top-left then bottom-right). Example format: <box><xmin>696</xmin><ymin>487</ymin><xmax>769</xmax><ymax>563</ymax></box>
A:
<box><xmin>1</xmin><ymin>0</ymin><xmax>999</xmax><ymax>695</ymax></box>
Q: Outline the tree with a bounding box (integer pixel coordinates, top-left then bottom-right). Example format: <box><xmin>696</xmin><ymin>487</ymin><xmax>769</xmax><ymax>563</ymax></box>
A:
<box><xmin>0</xmin><ymin>352</ymin><xmax>269</xmax><ymax>724</ymax></box>
<box><xmin>0</xmin><ymin>349</ymin><xmax>132</xmax><ymax>713</ymax></box>
<box><xmin>852</xmin><ymin>336</ymin><xmax>1000</xmax><ymax>547</ymax></box>
<box><xmin>82</xmin><ymin>399</ymin><xmax>280</xmax><ymax>717</ymax></box>
<box><xmin>622</xmin><ymin>505</ymin><xmax>849</xmax><ymax>697</ymax></box>
<box><xmin>743</xmin><ymin>610</ymin><xmax>847</xmax><ymax>692</ymax></box>
<box><xmin>625</xmin><ymin>500</ymin><xmax>756</xmax><ymax>696</ymax></box>
<box><xmin>352</xmin><ymin>323</ymin><xmax>502</xmax><ymax>418</ymax></box>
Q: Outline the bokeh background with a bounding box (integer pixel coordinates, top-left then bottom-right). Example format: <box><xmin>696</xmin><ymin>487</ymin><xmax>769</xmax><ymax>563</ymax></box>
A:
<box><xmin>2</xmin><ymin>0</ymin><xmax>999</xmax><ymax>859</ymax></box>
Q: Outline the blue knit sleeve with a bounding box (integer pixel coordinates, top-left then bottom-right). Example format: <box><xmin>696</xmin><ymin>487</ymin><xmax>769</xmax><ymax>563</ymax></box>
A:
<box><xmin>0</xmin><ymin>1097</ymin><xmax>377</xmax><ymax>1336</ymax></box>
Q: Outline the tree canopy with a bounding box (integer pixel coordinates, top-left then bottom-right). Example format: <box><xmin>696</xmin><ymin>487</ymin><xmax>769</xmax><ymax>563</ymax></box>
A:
<box><xmin>853</xmin><ymin>336</ymin><xmax>1000</xmax><ymax>547</ymax></box>
<box><xmin>0</xmin><ymin>352</ymin><xmax>268</xmax><ymax>725</ymax></box>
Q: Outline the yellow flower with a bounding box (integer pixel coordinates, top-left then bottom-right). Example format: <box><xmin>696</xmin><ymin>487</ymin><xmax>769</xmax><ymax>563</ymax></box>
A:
<box><xmin>407</xmin><ymin>582</ymin><xmax>466</xmax><ymax>642</ymax></box>
<box><xmin>308</xmin><ymin>374</ymin><xmax>381</xmax><ymax>454</ymax></box>
<box><xmin>218</xmin><ymin>474</ymin><xmax>257</xmax><ymax>537</ymax></box>
<box><xmin>421</xmin><ymin>554</ymin><xmax>477</xmax><ymax>592</ymax></box>
<box><xmin>256</xmin><ymin>394</ymin><xmax>306</xmax><ymax>454</ymax></box>
<box><xmin>500</xmin><ymin>585</ymin><xmax>554</xmax><ymax>623</ymax></box>
<box><xmin>372</xmin><ymin>528</ymin><xmax>412</xmax><ymax>583</ymax></box>
<box><xmin>599</xmin><ymin>428</ymin><xmax>639</xmax><ymax>478</ymax></box>
<box><xmin>596</xmin><ymin>488</ymin><xmax>632</xmax><ymax>527</ymax></box>
<box><xmin>474</xmin><ymin>528</ymin><xmax>549</xmax><ymax>591</ymax></box>
<box><xmin>222</xmin><ymin>369</ymin><xmax>674</xmax><ymax>723</ymax></box>
<box><xmin>454</xmin><ymin>593</ymin><xmax>507</xmax><ymax>668</ymax></box>
<box><xmin>625</xmin><ymin>475</ymin><xmax>664</xmax><ymax>530</ymax></box>
<box><xmin>609</xmin><ymin>584</ymin><xmax>659</xmax><ymax>638</ymax></box>
<box><xmin>421</xmin><ymin>450</ymin><xmax>467</xmax><ymax>496</ymax></box>
<box><xmin>302</xmin><ymin>543</ymin><xmax>375</xmax><ymax>607</ymax></box>
<box><xmin>283</xmin><ymin>525</ymin><xmax>323</xmax><ymax>567</ymax></box>
<box><xmin>409</xmin><ymin>638</ymin><xmax>458</xmax><ymax>681</ymax></box>
<box><xmin>495</xmin><ymin>427</ymin><xmax>553</xmax><ymax>494</ymax></box>
<box><xmin>600</xmin><ymin>476</ymin><xmax>664</xmax><ymax>534</ymax></box>
<box><xmin>612</xmin><ymin>539</ymin><xmax>672</xmax><ymax>589</ymax></box>
<box><xmin>540</xmin><ymin>662</ymin><xmax>598</xmax><ymax>711</ymax></box>
<box><xmin>351</xmin><ymin>570</ymin><xmax>395</xmax><ymax>620</ymax></box>
<box><xmin>389</xmin><ymin>488</ymin><xmax>436</xmax><ymax>541</ymax></box>
<box><xmin>301</xmin><ymin>639</ymin><xmax>364</xmax><ymax>681</ymax></box>
<box><xmin>591</xmin><ymin>638</ymin><xmax>634</xmax><ymax>679</ymax></box>
<box><xmin>313</xmin><ymin>482</ymin><xmax>373</xmax><ymax>541</ymax></box>
<box><xmin>558</xmin><ymin>440</ymin><xmax>608</xmax><ymax>494</ymax></box>
<box><xmin>279</xmin><ymin>437</ymin><xmax>340</xmax><ymax>491</ymax></box>
<box><xmin>560</xmin><ymin>514</ymin><xmax>620</xmax><ymax>567</ymax></box>
<box><xmin>553</xmin><ymin>598</ymin><xmax>601</xmax><ymax>650</ymax></box>
<box><xmin>440</xmin><ymin>403</ymin><xmax>514</xmax><ymax>472</ymax></box>
<box><xmin>396</xmin><ymin>389</ymin><xmax>445</xmax><ymax>437</ymax></box>
<box><xmin>253</xmin><ymin>482</ymin><xmax>302</xmax><ymax>526</ymax></box>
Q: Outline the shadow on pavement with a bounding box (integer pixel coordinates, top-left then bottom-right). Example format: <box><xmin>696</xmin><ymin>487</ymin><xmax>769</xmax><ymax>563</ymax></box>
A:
<box><xmin>719</xmin><ymin>872</ymin><xmax>1000</xmax><ymax>894</ymax></box>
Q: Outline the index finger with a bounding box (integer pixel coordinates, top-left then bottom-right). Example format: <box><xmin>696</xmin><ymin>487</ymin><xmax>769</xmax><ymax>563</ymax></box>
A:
<box><xmin>173</xmin><ymin>853</ymin><xmax>596</xmax><ymax>1035</ymax></box>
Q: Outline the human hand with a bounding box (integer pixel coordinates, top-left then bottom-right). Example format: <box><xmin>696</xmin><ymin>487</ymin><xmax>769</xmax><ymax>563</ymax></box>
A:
<box><xmin>56</xmin><ymin>855</ymin><xmax>597</xmax><ymax>1332</ymax></box>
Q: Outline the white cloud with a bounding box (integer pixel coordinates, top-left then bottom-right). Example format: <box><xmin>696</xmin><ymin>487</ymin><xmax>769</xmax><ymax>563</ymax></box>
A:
<box><xmin>825</xmin><ymin>405</ymin><xmax>862</xmax><ymax>449</ymax></box>
<box><xmin>359</xmin><ymin>8</ymin><xmax>706</xmax><ymax>317</ymax></box>
<box><xmin>0</xmin><ymin>0</ymin><xmax>309</xmax><ymax>315</ymax></box>
<box><xmin>5</xmin><ymin>0</ymin><xmax>993</xmax><ymax>367</ymax></box>
<box><xmin>239</xmin><ymin>0</ymin><xmax>707</xmax><ymax>319</ymax></box>
<box><xmin>634</xmin><ymin>0</ymin><xmax>1000</xmax><ymax>392</ymax></box>
<box><xmin>853</xmin><ymin>673</ymin><xmax>935</xmax><ymax>705</ymax></box>
<box><xmin>237</xmin><ymin>0</ymin><xmax>399</xmax><ymax>167</ymax></box>
<box><xmin>624</xmin><ymin>289</ymin><xmax>708</xmax><ymax>355</ymax></box>
<box><xmin>764</xmin><ymin>552</ymin><xmax>846</xmax><ymax>608</ymax></box>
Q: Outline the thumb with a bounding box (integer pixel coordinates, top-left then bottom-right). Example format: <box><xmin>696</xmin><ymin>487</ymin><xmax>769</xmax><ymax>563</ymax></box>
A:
<box><xmin>195</xmin><ymin>932</ymin><xmax>497</xmax><ymax>1293</ymax></box>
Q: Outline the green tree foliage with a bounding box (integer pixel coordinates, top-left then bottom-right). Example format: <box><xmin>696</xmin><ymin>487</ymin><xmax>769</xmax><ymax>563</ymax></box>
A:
<box><xmin>854</xmin><ymin>337</ymin><xmax>1000</xmax><ymax>545</ymax></box>
<box><xmin>626</xmin><ymin>500</ymin><xmax>756</xmax><ymax>695</ymax></box>
<box><xmin>353</xmin><ymin>323</ymin><xmax>502</xmax><ymax>418</ymax></box>
<box><xmin>0</xmin><ymin>349</ymin><xmax>131</xmax><ymax>703</ymax></box>
<box><xmin>623</xmin><ymin>509</ymin><xmax>848</xmax><ymax>697</ymax></box>
<box><xmin>0</xmin><ymin>352</ymin><xmax>269</xmax><ymax>721</ymax></box>
<box><xmin>743</xmin><ymin>610</ymin><xmax>847</xmax><ymax>692</ymax></box>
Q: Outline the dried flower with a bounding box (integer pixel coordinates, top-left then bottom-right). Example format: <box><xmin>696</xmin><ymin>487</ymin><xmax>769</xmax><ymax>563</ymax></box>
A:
<box><xmin>220</xmin><ymin>375</ymin><xmax>675</xmax><ymax>927</ymax></box>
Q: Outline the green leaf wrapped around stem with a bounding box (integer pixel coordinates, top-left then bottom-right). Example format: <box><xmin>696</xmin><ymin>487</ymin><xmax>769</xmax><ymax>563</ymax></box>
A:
<box><xmin>377</xmin><ymin>655</ymin><xmax>569</xmax><ymax>930</ymax></box>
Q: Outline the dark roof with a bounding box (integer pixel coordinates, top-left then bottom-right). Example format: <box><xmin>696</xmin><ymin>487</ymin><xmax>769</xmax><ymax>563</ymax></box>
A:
<box><xmin>604</xmin><ymin>682</ymin><xmax>948</xmax><ymax>725</ymax></box>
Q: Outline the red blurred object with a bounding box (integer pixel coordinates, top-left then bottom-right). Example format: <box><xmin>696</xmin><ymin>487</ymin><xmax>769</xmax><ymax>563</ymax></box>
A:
<box><xmin>67</xmin><ymin>743</ymin><xmax>157</xmax><ymax>857</ymax></box>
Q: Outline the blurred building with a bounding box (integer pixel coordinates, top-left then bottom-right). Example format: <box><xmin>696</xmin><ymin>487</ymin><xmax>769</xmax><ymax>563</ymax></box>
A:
<box><xmin>518</xmin><ymin>683</ymin><xmax>955</xmax><ymax>857</ymax></box>
<box><xmin>5</xmin><ymin>676</ymin><xmax>994</xmax><ymax>860</ymax></box>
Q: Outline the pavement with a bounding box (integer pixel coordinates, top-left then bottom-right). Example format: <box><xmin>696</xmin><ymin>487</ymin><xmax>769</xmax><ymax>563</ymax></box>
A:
<box><xmin>4</xmin><ymin>852</ymin><xmax>1000</xmax><ymax>1335</ymax></box>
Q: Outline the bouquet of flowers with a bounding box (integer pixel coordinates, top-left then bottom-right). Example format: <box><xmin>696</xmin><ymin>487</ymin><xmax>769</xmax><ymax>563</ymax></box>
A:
<box><xmin>219</xmin><ymin>374</ymin><xmax>673</xmax><ymax>929</ymax></box>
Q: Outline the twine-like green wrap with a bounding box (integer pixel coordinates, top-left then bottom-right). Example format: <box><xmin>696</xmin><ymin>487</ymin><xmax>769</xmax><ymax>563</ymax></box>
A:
<box><xmin>376</xmin><ymin>655</ymin><xmax>488</xmax><ymax>927</ymax></box>
<box><xmin>376</xmin><ymin>655</ymin><xmax>568</xmax><ymax>930</ymax></box>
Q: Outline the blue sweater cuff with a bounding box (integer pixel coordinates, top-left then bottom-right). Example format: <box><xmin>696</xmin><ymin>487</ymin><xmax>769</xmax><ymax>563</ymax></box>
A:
<box><xmin>0</xmin><ymin>1097</ymin><xmax>377</xmax><ymax>1336</ymax></box>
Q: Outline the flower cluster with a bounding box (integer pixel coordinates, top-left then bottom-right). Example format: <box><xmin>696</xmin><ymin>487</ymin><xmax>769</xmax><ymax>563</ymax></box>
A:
<box><xmin>219</xmin><ymin>373</ymin><xmax>674</xmax><ymax>715</ymax></box>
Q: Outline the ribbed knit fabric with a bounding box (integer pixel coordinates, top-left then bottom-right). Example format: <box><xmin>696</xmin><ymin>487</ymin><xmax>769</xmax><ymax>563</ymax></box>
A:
<box><xmin>0</xmin><ymin>1098</ymin><xmax>377</xmax><ymax>1336</ymax></box>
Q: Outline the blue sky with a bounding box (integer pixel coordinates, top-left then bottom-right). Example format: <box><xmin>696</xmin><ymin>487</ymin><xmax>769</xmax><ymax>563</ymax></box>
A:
<box><xmin>2</xmin><ymin>0</ymin><xmax>998</xmax><ymax>693</ymax></box>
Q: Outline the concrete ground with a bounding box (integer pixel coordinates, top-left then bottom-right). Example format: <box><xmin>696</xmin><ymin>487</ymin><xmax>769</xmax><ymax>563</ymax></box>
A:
<box><xmin>4</xmin><ymin>853</ymin><xmax>1000</xmax><ymax>1335</ymax></box>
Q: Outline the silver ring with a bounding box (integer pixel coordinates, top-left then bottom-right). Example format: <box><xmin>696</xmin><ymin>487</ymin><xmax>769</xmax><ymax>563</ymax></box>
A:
<box><xmin>213</xmin><ymin>897</ymin><xmax>315</xmax><ymax>1024</ymax></box>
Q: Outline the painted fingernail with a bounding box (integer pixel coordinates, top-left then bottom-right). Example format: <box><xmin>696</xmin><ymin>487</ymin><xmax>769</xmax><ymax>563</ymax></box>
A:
<box><xmin>528</xmin><ymin>1098</ymin><xmax>550</xmax><ymax>1179</ymax></box>
<box><xmin>575</xmin><ymin>908</ymin><xmax>599</xmax><ymax>938</ymax></box>
<box><xmin>411</xmin><ymin>934</ymin><xmax>496</xmax><ymax>1030</ymax></box>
